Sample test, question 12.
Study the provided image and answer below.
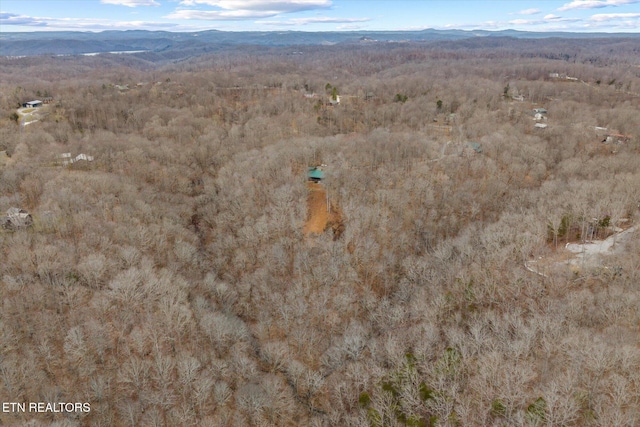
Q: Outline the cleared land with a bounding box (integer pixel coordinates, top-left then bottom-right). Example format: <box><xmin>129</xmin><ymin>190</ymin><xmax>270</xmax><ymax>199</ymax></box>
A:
<box><xmin>303</xmin><ymin>182</ymin><xmax>329</xmax><ymax>235</ymax></box>
<box><xmin>565</xmin><ymin>225</ymin><xmax>638</xmax><ymax>268</ymax></box>
<box><xmin>303</xmin><ymin>181</ymin><xmax>345</xmax><ymax>239</ymax></box>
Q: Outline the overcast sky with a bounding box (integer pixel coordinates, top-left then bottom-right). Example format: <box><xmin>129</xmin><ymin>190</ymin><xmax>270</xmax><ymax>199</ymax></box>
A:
<box><xmin>1</xmin><ymin>0</ymin><xmax>639</xmax><ymax>32</ymax></box>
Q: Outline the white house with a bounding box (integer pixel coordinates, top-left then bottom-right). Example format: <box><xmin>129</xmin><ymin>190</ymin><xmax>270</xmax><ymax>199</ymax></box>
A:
<box><xmin>22</xmin><ymin>100</ymin><xmax>43</xmax><ymax>108</ymax></box>
<box><xmin>57</xmin><ymin>152</ymin><xmax>94</xmax><ymax>166</ymax></box>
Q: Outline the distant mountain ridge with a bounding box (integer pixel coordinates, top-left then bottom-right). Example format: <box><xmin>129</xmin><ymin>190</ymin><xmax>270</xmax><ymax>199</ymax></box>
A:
<box><xmin>1</xmin><ymin>29</ymin><xmax>638</xmax><ymax>57</ymax></box>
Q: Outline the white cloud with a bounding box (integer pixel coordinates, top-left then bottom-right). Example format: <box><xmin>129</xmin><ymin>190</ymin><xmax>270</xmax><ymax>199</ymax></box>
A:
<box><xmin>590</xmin><ymin>12</ymin><xmax>640</xmax><ymax>20</ymax></box>
<box><xmin>166</xmin><ymin>0</ymin><xmax>332</xmax><ymax>21</ymax></box>
<box><xmin>258</xmin><ymin>16</ymin><xmax>369</xmax><ymax>25</ymax></box>
<box><xmin>518</xmin><ymin>8</ymin><xmax>541</xmax><ymax>15</ymax></box>
<box><xmin>287</xmin><ymin>16</ymin><xmax>369</xmax><ymax>24</ymax></box>
<box><xmin>542</xmin><ymin>13</ymin><xmax>581</xmax><ymax>22</ymax></box>
<box><xmin>167</xmin><ymin>9</ymin><xmax>276</xmax><ymax>19</ymax></box>
<box><xmin>0</xmin><ymin>12</ymin><xmax>48</xmax><ymax>27</ymax></box>
<box><xmin>507</xmin><ymin>14</ymin><xmax>581</xmax><ymax>26</ymax></box>
<box><xmin>179</xmin><ymin>0</ymin><xmax>331</xmax><ymax>12</ymax></box>
<box><xmin>508</xmin><ymin>19</ymin><xmax>535</xmax><ymax>25</ymax></box>
<box><xmin>101</xmin><ymin>0</ymin><xmax>160</xmax><ymax>6</ymax></box>
<box><xmin>169</xmin><ymin>0</ymin><xmax>332</xmax><ymax>20</ymax></box>
<box><xmin>558</xmin><ymin>0</ymin><xmax>640</xmax><ymax>11</ymax></box>
<box><xmin>0</xmin><ymin>12</ymin><xmax>179</xmax><ymax>31</ymax></box>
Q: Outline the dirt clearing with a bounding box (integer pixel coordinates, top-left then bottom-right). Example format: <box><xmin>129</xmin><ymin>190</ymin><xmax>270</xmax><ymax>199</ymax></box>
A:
<box><xmin>303</xmin><ymin>182</ymin><xmax>345</xmax><ymax>239</ymax></box>
<box><xmin>527</xmin><ymin>225</ymin><xmax>638</xmax><ymax>277</ymax></box>
<box><xmin>565</xmin><ymin>225</ymin><xmax>637</xmax><ymax>268</ymax></box>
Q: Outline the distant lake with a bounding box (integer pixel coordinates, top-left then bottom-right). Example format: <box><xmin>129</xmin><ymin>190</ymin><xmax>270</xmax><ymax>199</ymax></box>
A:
<box><xmin>78</xmin><ymin>50</ymin><xmax>148</xmax><ymax>56</ymax></box>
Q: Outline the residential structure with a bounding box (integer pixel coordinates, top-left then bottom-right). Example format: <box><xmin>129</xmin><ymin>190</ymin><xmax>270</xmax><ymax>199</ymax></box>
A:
<box><xmin>602</xmin><ymin>134</ymin><xmax>631</xmax><ymax>144</ymax></box>
<box><xmin>22</xmin><ymin>100</ymin><xmax>43</xmax><ymax>108</ymax></box>
<box><xmin>308</xmin><ymin>167</ymin><xmax>325</xmax><ymax>182</ymax></box>
<box><xmin>57</xmin><ymin>153</ymin><xmax>95</xmax><ymax>166</ymax></box>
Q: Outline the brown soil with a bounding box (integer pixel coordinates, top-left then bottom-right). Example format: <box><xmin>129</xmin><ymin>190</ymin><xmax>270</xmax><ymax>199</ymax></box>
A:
<box><xmin>303</xmin><ymin>182</ymin><xmax>345</xmax><ymax>239</ymax></box>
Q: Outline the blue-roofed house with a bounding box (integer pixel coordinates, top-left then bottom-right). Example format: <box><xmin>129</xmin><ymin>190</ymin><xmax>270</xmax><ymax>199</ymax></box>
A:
<box><xmin>308</xmin><ymin>167</ymin><xmax>325</xmax><ymax>183</ymax></box>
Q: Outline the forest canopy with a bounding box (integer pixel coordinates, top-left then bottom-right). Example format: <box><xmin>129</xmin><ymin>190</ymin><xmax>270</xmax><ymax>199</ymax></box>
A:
<box><xmin>1</xmin><ymin>37</ymin><xmax>640</xmax><ymax>426</ymax></box>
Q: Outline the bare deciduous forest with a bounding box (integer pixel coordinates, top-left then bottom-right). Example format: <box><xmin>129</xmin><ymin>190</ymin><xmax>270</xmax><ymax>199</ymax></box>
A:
<box><xmin>1</xmin><ymin>38</ymin><xmax>640</xmax><ymax>426</ymax></box>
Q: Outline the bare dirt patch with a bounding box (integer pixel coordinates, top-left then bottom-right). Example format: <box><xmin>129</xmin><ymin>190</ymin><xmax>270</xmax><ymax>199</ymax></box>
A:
<box><xmin>304</xmin><ymin>182</ymin><xmax>328</xmax><ymax>235</ymax></box>
<box><xmin>303</xmin><ymin>182</ymin><xmax>345</xmax><ymax>239</ymax></box>
<box><xmin>528</xmin><ymin>225</ymin><xmax>638</xmax><ymax>277</ymax></box>
<box><xmin>565</xmin><ymin>225</ymin><xmax>637</xmax><ymax>268</ymax></box>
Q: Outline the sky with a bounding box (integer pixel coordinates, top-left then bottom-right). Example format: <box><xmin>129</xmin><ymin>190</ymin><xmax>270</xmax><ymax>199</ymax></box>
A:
<box><xmin>1</xmin><ymin>0</ymin><xmax>639</xmax><ymax>33</ymax></box>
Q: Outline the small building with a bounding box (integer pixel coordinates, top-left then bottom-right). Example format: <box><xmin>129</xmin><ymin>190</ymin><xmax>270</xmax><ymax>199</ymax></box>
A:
<box><xmin>307</xmin><ymin>167</ymin><xmax>325</xmax><ymax>183</ymax></box>
<box><xmin>549</xmin><ymin>73</ymin><xmax>560</xmax><ymax>78</ymax></box>
<box><xmin>329</xmin><ymin>95</ymin><xmax>340</xmax><ymax>106</ymax></box>
<box><xmin>512</xmin><ymin>95</ymin><xmax>525</xmax><ymax>102</ymax></box>
<box><xmin>22</xmin><ymin>100</ymin><xmax>43</xmax><ymax>108</ymax></box>
<box><xmin>74</xmin><ymin>153</ymin><xmax>94</xmax><ymax>162</ymax></box>
<box><xmin>602</xmin><ymin>134</ymin><xmax>631</xmax><ymax>144</ymax></box>
<box><xmin>57</xmin><ymin>152</ymin><xmax>94</xmax><ymax>166</ymax></box>
<box><xmin>533</xmin><ymin>108</ymin><xmax>547</xmax><ymax>114</ymax></box>
<box><xmin>535</xmin><ymin>123</ymin><xmax>548</xmax><ymax>129</ymax></box>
